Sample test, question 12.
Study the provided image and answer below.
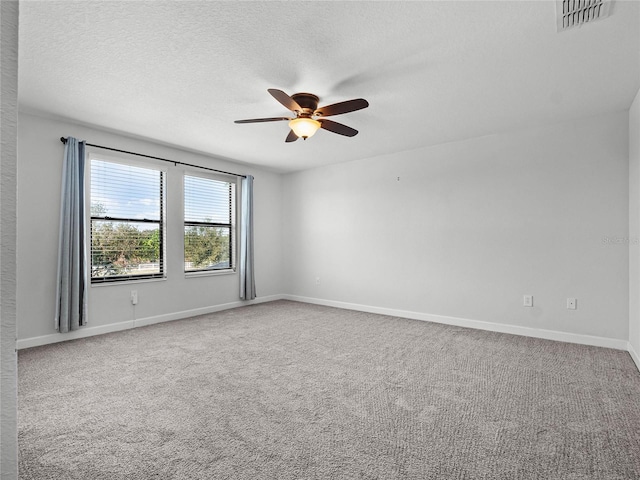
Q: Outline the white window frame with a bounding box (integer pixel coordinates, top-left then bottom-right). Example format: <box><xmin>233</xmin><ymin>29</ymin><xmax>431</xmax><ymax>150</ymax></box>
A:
<box><xmin>87</xmin><ymin>151</ymin><xmax>167</xmax><ymax>284</ymax></box>
<box><xmin>183</xmin><ymin>170</ymin><xmax>237</xmax><ymax>277</ymax></box>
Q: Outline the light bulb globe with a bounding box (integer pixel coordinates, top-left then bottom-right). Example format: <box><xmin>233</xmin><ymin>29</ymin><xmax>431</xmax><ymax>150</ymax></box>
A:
<box><xmin>289</xmin><ymin>118</ymin><xmax>321</xmax><ymax>139</ymax></box>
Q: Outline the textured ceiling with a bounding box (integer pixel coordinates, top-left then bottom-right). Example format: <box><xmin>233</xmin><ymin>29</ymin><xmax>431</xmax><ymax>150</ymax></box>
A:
<box><xmin>18</xmin><ymin>1</ymin><xmax>640</xmax><ymax>172</ymax></box>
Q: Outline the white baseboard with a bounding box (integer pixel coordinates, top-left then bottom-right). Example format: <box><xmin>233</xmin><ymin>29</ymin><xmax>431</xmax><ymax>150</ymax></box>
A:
<box><xmin>17</xmin><ymin>294</ymin><xmax>284</xmax><ymax>350</ymax></box>
<box><xmin>17</xmin><ymin>320</ymin><xmax>135</xmax><ymax>350</ymax></box>
<box><xmin>283</xmin><ymin>295</ymin><xmax>630</xmax><ymax>351</ymax></box>
<box><xmin>131</xmin><ymin>294</ymin><xmax>283</xmax><ymax>329</ymax></box>
<box><xmin>18</xmin><ymin>294</ymin><xmax>633</xmax><ymax>356</ymax></box>
<box><xmin>628</xmin><ymin>342</ymin><xmax>640</xmax><ymax>372</ymax></box>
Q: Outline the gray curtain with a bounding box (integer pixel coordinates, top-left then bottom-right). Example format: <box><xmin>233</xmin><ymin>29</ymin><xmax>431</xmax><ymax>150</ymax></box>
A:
<box><xmin>54</xmin><ymin>137</ymin><xmax>87</xmax><ymax>332</ymax></box>
<box><xmin>239</xmin><ymin>175</ymin><xmax>256</xmax><ymax>300</ymax></box>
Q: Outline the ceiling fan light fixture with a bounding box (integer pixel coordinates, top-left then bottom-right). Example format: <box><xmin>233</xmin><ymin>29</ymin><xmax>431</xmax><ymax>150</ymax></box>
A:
<box><xmin>235</xmin><ymin>89</ymin><xmax>367</xmax><ymax>142</ymax></box>
<box><xmin>289</xmin><ymin>117</ymin><xmax>321</xmax><ymax>139</ymax></box>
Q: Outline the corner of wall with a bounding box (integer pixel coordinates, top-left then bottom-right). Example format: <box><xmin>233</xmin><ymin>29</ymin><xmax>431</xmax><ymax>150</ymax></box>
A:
<box><xmin>1</xmin><ymin>1</ymin><xmax>20</xmax><ymax>477</ymax></box>
<box><xmin>629</xmin><ymin>87</ymin><xmax>640</xmax><ymax>358</ymax></box>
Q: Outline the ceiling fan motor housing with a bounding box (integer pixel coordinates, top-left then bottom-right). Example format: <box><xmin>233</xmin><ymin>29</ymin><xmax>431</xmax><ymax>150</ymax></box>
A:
<box><xmin>291</xmin><ymin>93</ymin><xmax>319</xmax><ymax>116</ymax></box>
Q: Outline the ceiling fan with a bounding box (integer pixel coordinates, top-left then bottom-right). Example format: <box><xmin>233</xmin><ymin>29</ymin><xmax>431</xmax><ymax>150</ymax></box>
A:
<box><xmin>234</xmin><ymin>89</ymin><xmax>369</xmax><ymax>142</ymax></box>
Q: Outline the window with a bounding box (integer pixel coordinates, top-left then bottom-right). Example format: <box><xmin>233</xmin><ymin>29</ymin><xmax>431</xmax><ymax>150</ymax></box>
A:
<box><xmin>90</xmin><ymin>158</ymin><xmax>165</xmax><ymax>283</ymax></box>
<box><xmin>184</xmin><ymin>174</ymin><xmax>235</xmax><ymax>273</ymax></box>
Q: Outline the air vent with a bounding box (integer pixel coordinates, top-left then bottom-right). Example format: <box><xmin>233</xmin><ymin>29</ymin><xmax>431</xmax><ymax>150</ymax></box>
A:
<box><xmin>556</xmin><ymin>0</ymin><xmax>611</xmax><ymax>31</ymax></box>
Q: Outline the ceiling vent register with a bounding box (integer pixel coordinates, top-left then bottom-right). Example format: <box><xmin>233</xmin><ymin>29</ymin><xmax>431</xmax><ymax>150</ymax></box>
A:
<box><xmin>556</xmin><ymin>0</ymin><xmax>611</xmax><ymax>31</ymax></box>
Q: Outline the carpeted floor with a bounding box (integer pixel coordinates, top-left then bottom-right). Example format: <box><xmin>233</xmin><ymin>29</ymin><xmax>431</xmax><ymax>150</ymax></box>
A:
<box><xmin>18</xmin><ymin>300</ymin><xmax>640</xmax><ymax>479</ymax></box>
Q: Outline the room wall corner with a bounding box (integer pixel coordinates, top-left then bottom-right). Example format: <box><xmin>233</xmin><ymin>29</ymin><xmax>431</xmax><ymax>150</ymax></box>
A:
<box><xmin>0</xmin><ymin>1</ymin><xmax>20</xmax><ymax>478</ymax></box>
<box><xmin>629</xmin><ymin>86</ymin><xmax>640</xmax><ymax>359</ymax></box>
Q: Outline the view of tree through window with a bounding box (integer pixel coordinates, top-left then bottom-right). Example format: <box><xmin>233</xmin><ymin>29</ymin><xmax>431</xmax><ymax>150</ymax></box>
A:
<box><xmin>90</xmin><ymin>159</ymin><xmax>165</xmax><ymax>282</ymax></box>
<box><xmin>90</xmin><ymin>160</ymin><xmax>235</xmax><ymax>282</ymax></box>
<box><xmin>184</xmin><ymin>175</ymin><xmax>235</xmax><ymax>272</ymax></box>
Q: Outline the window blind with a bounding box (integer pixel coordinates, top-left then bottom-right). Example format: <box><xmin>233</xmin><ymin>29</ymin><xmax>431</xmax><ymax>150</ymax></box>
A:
<box><xmin>184</xmin><ymin>175</ymin><xmax>235</xmax><ymax>272</ymax></box>
<box><xmin>90</xmin><ymin>159</ymin><xmax>165</xmax><ymax>282</ymax></box>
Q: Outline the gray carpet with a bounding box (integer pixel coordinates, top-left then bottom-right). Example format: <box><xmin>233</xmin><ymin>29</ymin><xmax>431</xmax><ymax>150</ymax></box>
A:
<box><xmin>18</xmin><ymin>300</ymin><xmax>640</xmax><ymax>479</ymax></box>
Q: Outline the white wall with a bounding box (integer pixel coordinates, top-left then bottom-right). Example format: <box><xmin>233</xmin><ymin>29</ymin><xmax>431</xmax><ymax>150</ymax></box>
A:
<box><xmin>630</xmin><ymin>88</ymin><xmax>640</xmax><ymax>363</ymax></box>
<box><xmin>283</xmin><ymin>111</ymin><xmax>629</xmax><ymax>343</ymax></box>
<box><xmin>17</xmin><ymin>112</ymin><xmax>283</xmax><ymax>344</ymax></box>
<box><xmin>16</xmin><ymin>109</ymin><xmax>634</xmax><ymax>350</ymax></box>
<box><xmin>1</xmin><ymin>2</ymin><xmax>19</xmax><ymax>478</ymax></box>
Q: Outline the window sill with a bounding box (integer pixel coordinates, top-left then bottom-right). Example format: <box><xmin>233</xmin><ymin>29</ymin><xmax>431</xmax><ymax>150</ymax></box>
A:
<box><xmin>91</xmin><ymin>277</ymin><xmax>167</xmax><ymax>287</ymax></box>
<box><xmin>185</xmin><ymin>269</ymin><xmax>236</xmax><ymax>279</ymax></box>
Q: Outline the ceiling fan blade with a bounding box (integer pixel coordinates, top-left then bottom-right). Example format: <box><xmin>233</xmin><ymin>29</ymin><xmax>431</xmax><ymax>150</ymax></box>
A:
<box><xmin>234</xmin><ymin>117</ymin><xmax>291</xmax><ymax>124</ymax></box>
<box><xmin>315</xmin><ymin>98</ymin><xmax>369</xmax><ymax>117</ymax></box>
<box><xmin>268</xmin><ymin>89</ymin><xmax>302</xmax><ymax>112</ymax></box>
<box><xmin>319</xmin><ymin>119</ymin><xmax>358</xmax><ymax>137</ymax></box>
<box><xmin>285</xmin><ymin>130</ymin><xmax>298</xmax><ymax>143</ymax></box>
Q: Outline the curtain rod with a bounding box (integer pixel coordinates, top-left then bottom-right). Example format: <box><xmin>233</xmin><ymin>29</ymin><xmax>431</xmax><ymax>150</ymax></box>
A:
<box><xmin>59</xmin><ymin>137</ymin><xmax>247</xmax><ymax>178</ymax></box>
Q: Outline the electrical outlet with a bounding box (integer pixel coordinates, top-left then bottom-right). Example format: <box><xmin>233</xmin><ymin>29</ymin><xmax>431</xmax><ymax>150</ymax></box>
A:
<box><xmin>315</xmin><ymin>277</ymin><xmax>321</xmax><ymax>286</ymax></box>
<box><xmin>567</xmin><ymin>298</ymin><xmax>577</xmax><ymax>310</ymax></box>
<box><xmin>131</xmin><ymin>290</ymin><xmax>138</xmax><ymax>305</ymax></box>
<box><xmin>523</xmin><ymin>295</ymin><xmax>533</xmax><ymax>307</ymax></box>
